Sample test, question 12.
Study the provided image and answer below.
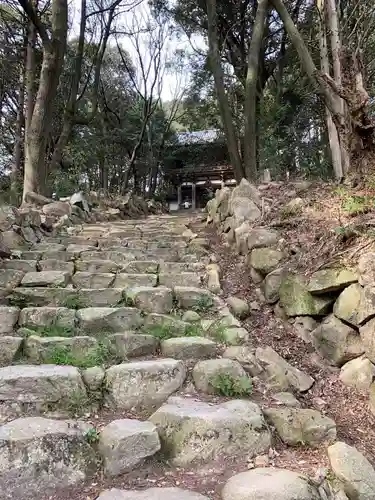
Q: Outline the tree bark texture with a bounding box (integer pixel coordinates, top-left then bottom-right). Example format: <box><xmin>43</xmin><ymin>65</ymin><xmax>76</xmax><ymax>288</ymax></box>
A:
<box><xmin>318</xmin><ymin>0</ymin><xmax>343</xmax><ymax>179</ymax></box>
<box><xmin>244</xmin><ymin>0</ymin><xmax>268</xmax><ymax>181</ymax></box>
<box><xmin>21</xmin><ymin>0</ymin><xmax>68</xmax><ymax>200</ymax></box>
<box><xmin>271</xmin><ymin>0</ymin><xmax>374</xmax><ymax>177</ymax></box>
<box><xmin>206</xmin><ymin>0</ymin><xmax>244</xmax><ymax>182</ymax></box>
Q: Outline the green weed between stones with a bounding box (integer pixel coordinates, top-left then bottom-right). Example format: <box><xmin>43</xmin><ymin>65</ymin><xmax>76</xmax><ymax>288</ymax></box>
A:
<box><xmin>192</xmin><ymin>295</ymin><xmax>214</xmax><ymax>313</ymax></box>
<box><xmin>21</xmin><ymin>325</ymin><xmax>77</xmax><ymax>337</ymax></box>
<box><xmin>210</xmin><ymin>373</ymin><xmax>252</xmax><ymax>397</ymax></box>
<box><xmin>209</xmin><ymin>324</ymin><xmax>227</xmax><ymax>343</ymax></box>
<box><xmin>63</xmin><ymin>295</ymin><xmax>87</xmax><ymax>310</ymax></box>
<box><xmin>145</xmin><ymin>323</ymin><xmax>205</xmax><ymax>340</ymax></box>
<box><xmin>44</xmin><ymin>339</ymin><xmax>116</xmax><ymax>368</ymax></box>
<box><xmin>341</xmin><ymin>195</ymin><xmax>375</xmax><ymax>216</ymax></box>
<box><xmin>8</xmin><ymin>294</ymin><xmax>30</xmax><ymax>308</ymax></box>
<box><xmin>85</xmin><ymin>427</ymin><xmax>100</xmax><ymax>444</ymax></box>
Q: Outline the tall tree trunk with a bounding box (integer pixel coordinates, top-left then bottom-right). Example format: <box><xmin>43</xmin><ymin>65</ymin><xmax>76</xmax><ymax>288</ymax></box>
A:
<box><xmin>21</xmin><ymin>0</ymin><xmax>68</xmax><ymax>200</ymax></box>
<box><xmin>25</xmin><ymin>13</ymin><xmax>36</xmax><ymax>142</ymax></box>
<box><xmin>271</xmin><ymin>0</ymin><xmax>374</xmax><ymax>177</ymax></box>
<box><xmin>244</xmin><ymin>0</ymin><xmax>268</xmax><ymax>181</ymax></box>
<box><xmin>206</xmin><ymin>0</ymin><xmax>244</xmax><ymax>182</ymax></box>
<box><xmin>318</xmin><ymin>0</ymin><xmax>343</xmax><ymax>179</ymax></box>
<box><xmin>10</xmin><ymin>55</ymin><xmax>26</xmax><ymax>205</ymax></box>
<box><xmin>326</xmin><ymin>0</ymin><xmax>350</xmax><ymax>175</ymax></box>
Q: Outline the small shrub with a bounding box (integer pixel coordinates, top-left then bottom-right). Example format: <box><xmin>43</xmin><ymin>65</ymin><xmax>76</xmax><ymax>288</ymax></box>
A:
<box><xmin>45</xmin><ymin>338</ymin><xmax>115</xmax><ymax>368</ymax></box>
<box><xmin>27</xmin><ymin>325</ymin><xmax>77</xmax><ymax>337</ymax></box>
<box><xmin>64</xmin><ymin>295</ymin><xmax>86</xmax><ymax>310</ymax></box>
<box><xmin>332</xmin><ymin>186</ymin><xmax>347</xmax><ymax>197</ymax></box>
<box><xmin>184</xmin><ymin>324</ymin><xmax>204</xmax><ymax>337</ymax></box>
<box><xmin>85</xmin><ymin>427</ymin><xmax>100</xmax><ymax>444</ymax></box>
<box><xmin>341</xmin><ymin>195</ymin><xmax>375</xmax><ymax>216</ymax></box>
<box><xmin>192</xmin><ymin>294</ymin><xmax>214</xmax><ymax>313</ymax></box>
<box><xmin>146</xmin><ymin>324</ymin><xmax>176</xmax><ymax>341</ymax></box>
<box><xmin>210</xmin><ymin>373</ymin><xmax>253</xmax><ymax>397</ymax></box>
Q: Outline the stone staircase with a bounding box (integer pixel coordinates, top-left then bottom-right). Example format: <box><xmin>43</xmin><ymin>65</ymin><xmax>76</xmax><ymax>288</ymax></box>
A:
<box><xmin>0</xmin><ymin>213</ymin><xmax>373</xmax><ymax>500</ymax></box>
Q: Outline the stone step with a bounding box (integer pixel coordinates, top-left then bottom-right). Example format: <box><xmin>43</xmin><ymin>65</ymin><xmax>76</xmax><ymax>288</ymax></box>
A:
<box><xmin>0</xmin><ymin>259</ymin><xmax>37</xmax><ymax>272</ymax></box>
<box><xmin>159</xmin><ymin>272</ymin><xmax>203</xmax><ymax>288</ymax></box>
<box><xmin>76</xmin><ymin>307</ymin><xmax>142</xmax><ymax>332</ymax></box>
<box><xmin>0</xmin><ymin>416</ymin><xmax>97</xmax><ymax>498</ymax></box>
<box><xmin>105</xmin><ymin>358</ymin><xmax>186</xmax><ymax>410</ymax></box>
<box><xmin>0</xmin><ymin>364</ymin><xmax>86</xmax><ymax>404</ymax></box>
<box><xmin>113</xmin><ymin>273</ymin><xmax>157</xmax><ymax>288</ymax></box>
<box><xmin>149</xmin><ymin>396</ymin><xmax>270</xmax><ymax>466</ymax></box>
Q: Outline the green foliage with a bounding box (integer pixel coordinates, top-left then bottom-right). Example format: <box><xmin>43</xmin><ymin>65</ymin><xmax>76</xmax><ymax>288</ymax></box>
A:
<box><xmin>209</xmin><ymin>324</ymin><xmax>227</xmax><ymax>343</ymax></box>
<box><xmin>209</xmin><ymin>373</ymin><xmax>253</xmax><ymax>397</ymax></box>
<box><xmin>192</xmin><ymin>295</ymin><xmax>214</xmax><ymax>313</ymax></box>
<box><xmin>184</xmin><ymin>324</ymin><xmax>204</xmax><ymax>337</ymax></box>
<box><xmin>63</xmin><ymin>295</ymin><xmax>87</xmax><ymax>310</ymax></box>
<box><xmin>24</xmin><ymin>325</ymin><xmax>77</xmax><ymax>337</ymax></box>
<box><xmin>85</xmin><ymin>427</ymin><xmax>100</xmax><ymax>444</ymax></box>
<box><xmin>341</xmin><ymin>195</ymin><xmax>375</xmax><ymax>216</ymax></box>
<box><xmin>44</xmin><ymin>339</ymin><xmax>115</xmax><ymax>368</ymax></box>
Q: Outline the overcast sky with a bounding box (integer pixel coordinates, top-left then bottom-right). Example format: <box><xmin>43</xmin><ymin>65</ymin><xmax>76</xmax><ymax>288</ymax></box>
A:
<box><xmin>70</xmin><ymin>0</ymin><xmax>207</xmax><ymax>101</ymax></box>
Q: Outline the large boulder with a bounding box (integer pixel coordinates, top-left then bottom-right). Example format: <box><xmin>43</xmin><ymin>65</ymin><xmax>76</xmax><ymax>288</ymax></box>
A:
<box><xmin>110</xmin><ymin>332</ymin><xmax>158</xmax><ymax>358</ymax></box>
<box><xmin>230</xmin><ymin>178</ymin><xmax>262</xmax><ymax>207</ymax></box>
<box><xmin>264</xmin><ymin>407</ymin><xmax>336</xmax><ymax>446</ymax></box>
<box><xmin>333</xmin><ymin>284</ymin><xmax>362</xmax><ymax>327</ymax></box>
<box><xmin>0</xmin><ymin>204</ymin><xmax>20</xmax><ymax>231</ymax></box>
<box><xmin>328</xmin><ymin>441</ymin><xmax>375</xmax><ymax>500</ymax></box>
<box><xmin>358</xmin><ymin>252</ymin><xmax>375</xmax><ymax>286</ymax></box>
<box><xmin>250</xmin><ymin>248</ymin><xmax>284</xmax><ymax>276</ymax></box>
<box><xmin>255</xmin><ymin>346</ymin><xmax>314</xmax><ymax>392</ymax></box>
<box><xmin>149</xmin><ymin>397</ymin><xmax>271</xmax><ymax>466</ymax></box>
<box><xmin>105</xmin><ymin>359</ymin><xmax>186</xmax><ymax>409</ymax></box>
<box><xmin>312</xmin><ymin>314</ymin><xmax>364</xmax><ymax>366</ymax></box>
<box><xmin>279</xmin><ymin>273</ymin><xmax>334</xmax><ymax>317</ymax></box>
<box><xmin>76</xmin><ymin>307</ymin><xmax>142</xmax><ymax>332</ymax></box>
<box><xmin>234</xmin><ymin>221</ymin><xmax>252</xmax><ymax>254</ymax></box>
<box><xmin>222</xmin><ymin>468</ymin><xmax>320</xmax><ymax>500</ymax></box>
<box><xmin>261</xmin><ymin>268</ymin><xmax>286</xmax><ymax>304</ymax></box>
<box><xmin>0</xmin><ymin>417</ymin><xmax>97</xmax><ymax>498</ymax></box>
<box><xmin>230</xmin><ymin>197</ymin><xmax>261</xmax><ymax>225</ymax></box>
<box><xmin>98</xmin><ymin>419</ymin><xmax>160</xmax><ymax>477</ymax></box>
<box><xmin>356</xmin><ymin>286</ymin><xmax>375</xmax><ymax>325</ymax></box>
<box><xmin>223</xmin><ymin>346</ymin><xmax>263</xmax><ymax>376</ymax></box>
<box><xmin>0</xmin><ymin>336</ymin><xmax>22</xmax><ymax>366</ymax></box>
<box><xmin>0</xmin><ymin>306</ymin><xmax>20</xmax><ymax>333</ymax></box>
<box><xmin>161</xmin><ymin>337</ymin><xmax>217</xmax><ymax>360</ymax></box>
<box><xmin>227</xmin><ymin>296</ymin><xmax>250</xmax><ymax>319</ymax></box>
<box><xmin>339</xmin><ymin>356</ymin><xmax>374</xmax><ymax>390</ymax></box>
<box><xmin>247</xmin><ymin>228</ymin><xmax>279</xmax><ymax>251</ymax></box>
<box><xmin>359</xmin><ymin>318</ymin><xmax>375</xmax><ymax>363</ymax></box>
<box><xmin>307</xmin><ymin>269</ymin><xmax>357</xmax><ymax>294</ymax></box>
<box><xmin>43</xmin><ymin>201</ymin><xmax>71</xmax><ymax>217</ymax></box>
<box><xmin>19</xmin><ymin>306</ymin><xmax>76</xmax><ymax>328</ymax></box>
<box><xmin>126</xmin><ymin>286</ymin><xmax>173</xmax><ymax>314</ymax></box>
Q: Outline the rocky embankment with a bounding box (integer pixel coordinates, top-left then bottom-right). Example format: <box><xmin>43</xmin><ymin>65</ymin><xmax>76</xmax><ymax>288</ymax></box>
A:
<box><xmin>0</xmin><ymin>183</ymin><xmax>373</xmax><ymax>500</ymax></box>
